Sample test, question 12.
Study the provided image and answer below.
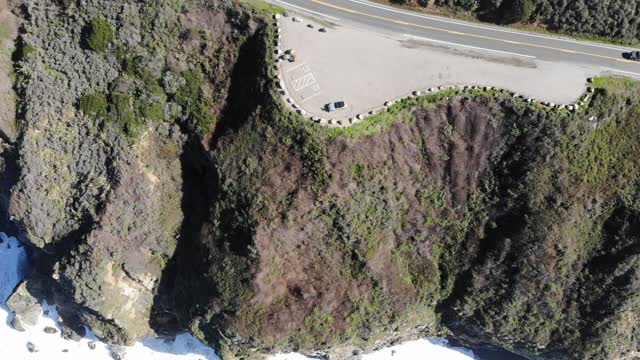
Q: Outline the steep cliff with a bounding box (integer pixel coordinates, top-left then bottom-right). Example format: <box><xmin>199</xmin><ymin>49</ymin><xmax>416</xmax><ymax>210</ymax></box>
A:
<box><xmin>1</xmin><ymin>0</ymin><xmax>639</xmax><ymax>359</ymax></box>
<box><xmin>5</xmin><ymin>0</ymin><xmax>267</xmax><ymax>345</ymax></box>
<box><xmin>158</xmin><ymin>79</ymin><xmax>640</xmax><ymax>360</ymax></box>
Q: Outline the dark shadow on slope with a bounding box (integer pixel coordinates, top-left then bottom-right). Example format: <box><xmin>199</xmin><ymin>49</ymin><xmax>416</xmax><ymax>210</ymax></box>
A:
<box><xmin>447</xmin><ymin>337</ymin><xmax>528</xmax><ymax>360</ymax></box>
<box><xmin>0</xmin><ymin>146</ymin><xmax>20</xmax><ymax>239</ymax></box>
<box><xmin>211</xmin><ymin>24</ymin><xmax>273</xmax><ymax>144</ymax></box>
<box><xmin>576</xmin><ymin>206</ymin><xmax>640</xmax><ymax>342</ymax></box>
<box><xmin>149</xmin><ymin>136</ymin><xmax>215</xmax><ymax>336</ymax></box>
<box><xmin>436</xmin><ymin>104</ymin><xmax>553</xmax><ymax>357</ymax></box>
<box><xmin>475</xmin><ymin>0</ymin><xmax>500</xmax><ymax>23</ymax></box>
<box><xmin>150</xmin><ymin>23</ymin><xmax>275</xmax><ymax>340</ymax></box>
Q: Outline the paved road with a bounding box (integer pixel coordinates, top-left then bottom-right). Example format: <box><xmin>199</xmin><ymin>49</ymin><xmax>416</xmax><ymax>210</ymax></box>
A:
<box><xmin>270</xmin><ymin>0</ymin><xmax>640</xmax><ymax>77</ymax></box>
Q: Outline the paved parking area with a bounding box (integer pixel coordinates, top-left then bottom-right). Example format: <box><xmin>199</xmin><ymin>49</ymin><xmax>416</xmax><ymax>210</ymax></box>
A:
<box><xmin>285</xmin><ymin>62</ymin><xmax>322</xmax><ymax>105</ymax></box>
<box><xmin>276</xmin><ymin>13</ymin><xmax>597</xmax><ymax>122</ymax></box>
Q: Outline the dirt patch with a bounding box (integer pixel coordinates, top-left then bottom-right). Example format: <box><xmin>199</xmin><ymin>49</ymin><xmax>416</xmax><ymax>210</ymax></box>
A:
<box><xmin>246</xmin><ymin>96</ymin><xmax>507</xmax><ymax>344</ymax></box>
<box><xmin>0</xmin><ymin>0</ymin><xmax>19</xmax><ymax>142</ymax></box>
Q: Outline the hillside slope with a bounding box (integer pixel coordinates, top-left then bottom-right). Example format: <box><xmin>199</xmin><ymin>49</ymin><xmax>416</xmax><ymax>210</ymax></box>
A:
<box><xmin>0</xmin><ymin>1</ymin><xmax>638</xmax><ymax>359</ymax></box>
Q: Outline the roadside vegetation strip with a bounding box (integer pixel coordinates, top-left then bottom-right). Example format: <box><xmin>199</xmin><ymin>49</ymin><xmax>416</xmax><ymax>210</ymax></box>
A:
<box><xmin>243</xmin><ymin>0</ymin><xmax>286</xmax><ymax>14</ymax></box>
<box><xmin>320</xmin><ymin>84</ymin><xmax>593</xmax><ymax>138</ymax></box>
<box><xmin>591</xmin><ymin>76</ymin><xmax>640</xmax><ymax>97</ymax></box>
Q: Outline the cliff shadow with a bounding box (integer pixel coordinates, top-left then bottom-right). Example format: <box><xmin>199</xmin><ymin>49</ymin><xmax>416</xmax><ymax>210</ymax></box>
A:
<box><xmin>149</xmin><ymin>136</ymin><xmax>215</xmax><ymax>336</ymax></box>
<box><xmin>151</xmin><ymin>22</ymin><xmax>275</xmax><ymax>337</ymax></box>
<box><xmin>210</xmin><ymin>24</ymin><xmax>273</xmax><ymax>145</ymax></box>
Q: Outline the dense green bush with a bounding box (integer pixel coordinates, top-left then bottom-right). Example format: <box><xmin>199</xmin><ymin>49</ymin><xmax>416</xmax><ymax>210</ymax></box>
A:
<box><xmin>174</xmin><ymin>69</ymin><xmax>217</xmax><ymax>134</ymax></box>
<box><xmin>110</xmin><ymin>92</ymin><xmax>138</xmax><ymax>129</ymax></box>
<box><xmin>143</xmin><ymin>103</ymin><xmax>165</xmax><ymax>122</ymax></box>
<box><xmin>498</xmin><ymin>0</ymin><xmax>534</xmax><ymax>24</ymax></box>
<box><xmin>86</xmin><ymin>17</ymin><xmax>114</xmax><ymax>53</ymax></box>
<box><xmin>79</xmin><ymin>93</ymin><xmax>108</xmax><ymax>119</ymax></box>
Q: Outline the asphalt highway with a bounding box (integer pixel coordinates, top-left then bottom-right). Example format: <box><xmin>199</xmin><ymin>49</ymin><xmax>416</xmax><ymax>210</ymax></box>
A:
<box><xmin>270</xmin><ymin>0</ymin><xmax>640</xmax><ymax>77</ymax></box>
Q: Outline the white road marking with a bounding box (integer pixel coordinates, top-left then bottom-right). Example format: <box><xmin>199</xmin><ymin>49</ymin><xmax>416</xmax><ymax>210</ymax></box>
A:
<box><xmin>272</xmin><ymin>0</ymin><xmax>341</xmax><ymax>20</ymax></box>
<box><xmin>349</xmin><ymin>0</ymin><xmax>632</xmax><ymax>52</ymax></box>
<box><xmin>301</xmin><ymin>91</ymin><xmax>323</xmax><ymax>103</ymax></box>
<box><xmin>404</xmin><ymin>34</ymin><xmax>536</xmax><ymax>59</ymax></box>
<box><xmin>286</xmin><ymin>62</ymin><xmax>308</xmax><ymax>73</ymax></box>
<box><xmin>292</xmin><ymin>73</ymin><xmax>317</xmax><ymax>91</ymax></box>
<box><xmin>600</xmin><ymin>67</ymin><xmax>640</xmax><ymax>77</ymax></box>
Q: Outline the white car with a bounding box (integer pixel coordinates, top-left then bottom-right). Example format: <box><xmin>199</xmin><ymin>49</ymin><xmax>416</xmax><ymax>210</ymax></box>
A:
<box><xmin>324</xmin><ymin>101</ymin><xmax>346</xmax><ymax>112</ymax></box>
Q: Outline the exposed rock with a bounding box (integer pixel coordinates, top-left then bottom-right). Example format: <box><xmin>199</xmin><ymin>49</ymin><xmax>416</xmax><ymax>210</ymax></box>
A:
<box><xmin>44</xmin><ymin>326</ymin><xmax>58</xmax><ymax>334</ymax></box>
<box><xmin>109</xmin><ymin>346</ymin><xmax>126</xmax><ymax>360</ymax></box>
<box><xmin>54</xmin><ymin>123</ymin><xmax>186</xmax><ymax>343</ymax></box>
<box><xmin>26</xmin><ymin>341</ymin><xmax>38</xmax><ymax>353</ymax></box>
<box><xmin>60</xmin><ymin>321</ymin><xmax>85</xmax><ymax>342</ymax></box>
<box><xmin>6</xmin><ymin>281</ymin><xmax>43</xmax><ymax>331</ymax></box>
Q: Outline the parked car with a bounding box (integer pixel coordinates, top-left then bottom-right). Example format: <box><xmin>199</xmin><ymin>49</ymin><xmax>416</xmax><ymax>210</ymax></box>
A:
<box><xmin>623</xmin><ymin>51</ymin><xmax>640</xmax><ymax>61</ymax></box>
<box><xmin>324</xmin><ymin>101</ymin><xmax>346</xmax><ymax>112</ymax></box>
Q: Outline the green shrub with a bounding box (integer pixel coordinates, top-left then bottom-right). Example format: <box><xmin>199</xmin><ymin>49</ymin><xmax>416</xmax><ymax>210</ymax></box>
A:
<box><xmin>143</xmin><ymin>102</ymin><xmax>165</xmax><ymax>122</ymax></box>
<box><xmin>296</xmin><ymin>309</ymin><xmax>335</xmax><ymax>347</ymax></box>
<box><xmin>87</xmin><ymin>17</ymin><xmax>114</xmax><ymax>53</ymax></box>
<box><xmin>79</xmin><ymin>93</ymin><xmax>108</xmax><ymax>119</ymax></box>
<box><xmin>109</xmin><ymin>92</ymin><xmax>143</xmax><ymax>136</ymax></box>
<box><xmin>498</xmin><ymin>0</ymin><xmax>534</xmax><ymax>24</ymax></box>
<box><xmin>22</xmin><ymin>44</ymin><xmax>36</xmax><ymax>58</ymax></box>
<box><xmin>115</xmin><ymin>47</ymin><xmax>139</xmax><ymax>76</ymax></box>
<box><xmin>174</xmin><ymin>69</ymin><xmax>217</xmax><ymax>134</ymax></box>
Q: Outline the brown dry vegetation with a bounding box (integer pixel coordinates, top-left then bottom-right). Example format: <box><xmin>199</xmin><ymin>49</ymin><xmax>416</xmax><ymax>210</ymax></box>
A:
<box><xmin>167</xmin><ymin>72</ymin><xmax>640</xmax><ymax>360</ymax></box>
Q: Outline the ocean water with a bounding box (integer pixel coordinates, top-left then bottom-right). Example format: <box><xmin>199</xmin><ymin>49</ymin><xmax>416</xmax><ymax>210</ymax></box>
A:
<box><xmin>0</xmin><ymin>233</ymin><xmax>476</xmax><ymax>360</ymax></box>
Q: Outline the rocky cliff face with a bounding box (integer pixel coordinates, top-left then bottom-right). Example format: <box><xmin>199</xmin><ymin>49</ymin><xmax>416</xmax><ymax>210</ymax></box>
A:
<box><xmin>1</xmin><ymin>1</ymin><xmax>639</xmax><ymax>360</ymax></box>
<box><xmin>4</xmin><ymin>0</ymin><xmax>263</xmax><ymax>346</ymax></box>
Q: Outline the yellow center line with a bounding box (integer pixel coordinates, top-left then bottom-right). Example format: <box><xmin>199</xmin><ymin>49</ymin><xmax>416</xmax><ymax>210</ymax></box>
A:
<box><xmin>309</xmin><ymin>0</ymin><xmax>638</xmax><ymax>64</ymax></box>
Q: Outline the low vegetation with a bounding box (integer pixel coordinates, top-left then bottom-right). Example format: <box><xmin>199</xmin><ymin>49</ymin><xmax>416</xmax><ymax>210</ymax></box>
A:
<box><xmin>79</xmin><ymin>93</ymin><xmax>108</xmax><ymax>120</ymax></box>
<box><xmin>86</xmin><ymin>17</ymin><xmax>114</xmax><ymax>53</ymax></box>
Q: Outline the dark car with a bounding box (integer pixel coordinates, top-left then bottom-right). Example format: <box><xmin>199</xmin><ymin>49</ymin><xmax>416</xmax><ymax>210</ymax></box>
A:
<box><xmin>324</xmin><ymin>101</ymin><xmax>346</xmax><ymax>112</ymax></box>
<box><xmin>623</xmin><ymin>51</ymin><xmax>640</xmax><ymax>61</ymax></box>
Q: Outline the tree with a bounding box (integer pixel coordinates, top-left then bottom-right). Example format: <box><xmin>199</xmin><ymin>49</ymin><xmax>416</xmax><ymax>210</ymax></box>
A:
<box><xmin>498</xmin><ymin>0</ymin><xmax>534</xmax><ymax>24</ymax></box>
<box><xmin>86</xmin><ymin>17</ymin><xmax>114</xmax><ymax>53</ymax></box>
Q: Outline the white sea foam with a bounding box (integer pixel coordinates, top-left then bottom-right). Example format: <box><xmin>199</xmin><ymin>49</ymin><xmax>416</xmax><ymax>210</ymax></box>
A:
<box><xmin>271</xmin><ymin>339</ymin><xmax>476</xmax><ymax>360</ymax></box>
<box><xmin>0</xmin><ymin>232</ymin><xmax>475</xmax><ymax>360</ymax></box>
